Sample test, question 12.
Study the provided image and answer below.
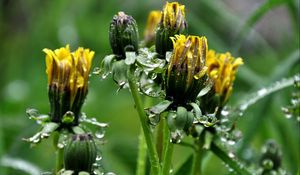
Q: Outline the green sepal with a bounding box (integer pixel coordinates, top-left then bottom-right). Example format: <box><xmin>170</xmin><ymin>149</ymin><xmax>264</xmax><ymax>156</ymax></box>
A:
<box><xmin>147</xmin><ymin>100</ymin><xmax>172</xmax><ymax>115</ymax></box>
<box><xmin>175</xmin><ymin>106</ymin><xmax>188</xmax><ymax>129</ymax></box>
<box><xmin>167</xmin><ymin>111</ymin><xmax>177</xmax><ymax>131</ymax></box>
<box><xmin>184</xmin><ymin>111</ymin><xmax>194</xmax><ymax>130</ymax></box>
<box><xmin>112</xmin><ymin>60</ymin><xmax>128</xmax><ymax>87</ymax></box>
<box><xmin>189</xmin><ymin>102</ymin><xmax>202</xmax><ymax>119</ymax></box>
<box><xmin>23</xmin><ymin>122</ymin><xmax>59</xmax><ymax>144</ymax></box>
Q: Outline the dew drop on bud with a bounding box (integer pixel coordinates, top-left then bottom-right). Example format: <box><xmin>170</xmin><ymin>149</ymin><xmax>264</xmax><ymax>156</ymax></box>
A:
<box><xmin>95</xmin><ymin>128</ymin><xmax>106</xmax><ymax>139</ymax></box>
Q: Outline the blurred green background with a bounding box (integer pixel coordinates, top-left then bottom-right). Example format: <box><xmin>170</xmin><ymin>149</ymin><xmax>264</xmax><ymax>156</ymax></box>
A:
<box><xmin>0</xmin><ymin>0</ymin><xmax>299</xmax><ymax>174</ymax></box>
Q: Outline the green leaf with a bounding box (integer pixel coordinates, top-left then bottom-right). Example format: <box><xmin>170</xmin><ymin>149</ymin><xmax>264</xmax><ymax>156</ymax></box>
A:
<box><xmin>174</xmin><ymin>154</ymin><xmax>193</xmax><ymax>175</ymax></box>
<box><xmin>239</xmin><ymin>0</ymin><xmax>286</xmax><ymax>39</ymax></box>
<box><xmin>0</xmin><ymin>156</ymin><xmax>41</xmax><ymax>175</ymax></box>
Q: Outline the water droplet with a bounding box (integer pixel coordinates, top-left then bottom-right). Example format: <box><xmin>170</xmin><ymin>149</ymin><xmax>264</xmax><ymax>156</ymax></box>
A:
<box><xmin>41</xmin><ymin>133</ymin><xmax>50</xmax><ymax>139</ymax></box>
<box><xmin>262</xmin><ymin>159</ymin><xmax>274</xmax><ymax>170</ymax></box>
<box><xmin>170</xmin><ymin>130</ymin><xmax>183</xmax><ymax>143</ymax></box>
<box><xmin>148</xmin><ymin>113</ymin><xmax>160</xmax><ymax>126</ymax></box>
<box><xmin>33</xmin><ymin>138</ymin><xmax>40</xmax><ymax>143</ymax></box>
<box><xmin>93</xmin><ymin>67</ymin><xmax>101</xmax><ymax>75</ymax></box>
<box><xmin>284</xmin><ymin>113</ymin><xmax>292</xmax><ymax>119</ymax></box>
<box><xmin>221</xmin><ymin>109</ymin><xmax>230</xmax><ymax>117</ymax></box>
<box><xmin>258</xmin><ymin>88</ymin><xmax>267</xmax><ymax>96</ymax></box>
<box><xmin>105</xmin><ymin>172</ymin><xmax>116</xmax><ymax>175</ymax></box>
<box><xmin>57</xmin><ymin>133</ymin><xmax>68</xmax><ymax>148</ymax></box>
<box><xmin>227</xmin><ymin>140</ymin><xmax>236</xmax><ymax>146</ymax></box>
<box><xmin>26</xmin><ymin>108</ymin><xmax>39</xmax><ymax>119</ymax></box>
<box><xmin>96</xmin><ymin>155</ymin><xmax>102</xmax><ymax>161</ymax></box>
<box><xmin>228</xmin><ymin>152</ymin><xmax>235</xmax><ymax>159</ymax></box>
<box><xmin>95</xmin><ymin>128</ymin><xmax>106</xmax><ymax>139</ymax></box>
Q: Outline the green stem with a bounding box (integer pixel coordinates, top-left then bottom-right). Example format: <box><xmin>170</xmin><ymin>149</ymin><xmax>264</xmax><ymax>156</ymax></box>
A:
<box><xmin>136</xmin><ymin>129</ymin><xmax>147</xmax><ymax>175</ymax></box>
<box><xmin>191</xmin><ymin>133</ymin><xmax>205</xmax><ymax>175</ymax></box>
<box><xmin>53</xmin><ymin>132</ymin><xmax>64</xmax><ymax>173</ymax></box>
<box><xmin>127</xmin><ymin>68</ymin><xmax>161</xmax><ymax>175</ymax></box>
<box><xmin>156</xmin><ymin>118</ymin><xmax>164</xmax><ymax>160</ymax></box>
<box><xmin>161</xmin><ymin>117</ymin><xmax>174</xmax><ymax>175</ymax></box>
<box><xmin>210</xmin><ymin>142</ymin><xmax>252</xmax><ymax>175</ymax></box>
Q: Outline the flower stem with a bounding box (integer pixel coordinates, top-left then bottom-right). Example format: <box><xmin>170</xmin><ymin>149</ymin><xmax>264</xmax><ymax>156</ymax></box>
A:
<box><xmin>191</xmin><ymin>132</ymin><xmax>205</xmax><ymax>175</ymax></box>
<box><xmin>210</xmin><ymin>142</ymin><xmax>252</xmax><ymax>175</ymax></box>
<box><xmin>127</xmin><ymin>68</ymin><xmax>160</xmax><ymax>175</ymax></box>
<box><xmin>161</xmin><ymin>117</ymin><xmax>174</xmax><ymax>175</ymax></box>
<box><xmin>53</xmin><ymin>132</ymin><xmax>64</xmax><ymax>173</ymax></box>
<box><xmin>136</xmin><ymin>129</ymin><xmax>147</xmax><ymax>175</ymax></box>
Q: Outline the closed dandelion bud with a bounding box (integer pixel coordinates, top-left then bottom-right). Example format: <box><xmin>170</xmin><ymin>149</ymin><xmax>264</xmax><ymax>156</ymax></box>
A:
<box><xmin>260</xmin><ymin>140</ymin><xmax>282</xmax><ymax>171</ymax></box>
<box><xmin>144</xmin><ymin>10</ymin><xmax>162</xmax><ymax>46</ymax></box>
<box><xmin>43</xmin><ymin>45</ymin><xmax>94</xmax><ymax>125</ymax></box>
<box><xmin>206</xmin><ymin>50</ymin><xmax>243</xmax><ymax>107</ymax></box>
<box><xmin>155</xmin><ymin>2</ymin><xmax>187</xmax><ymax>58</ymax></box>
<box><xmin>64</xmin><ymin>134</ymin><xmax>97</xmax><ymax>174</ymax></box>
<box><xmin>109</xmin><ymin>11</ymin><xmax>139</xmax><ymax>60</ymax></box>
<box><xmin>165</xmin><ymin>35</ymin><xmax>208</xmax><ymax>105</ymax></box>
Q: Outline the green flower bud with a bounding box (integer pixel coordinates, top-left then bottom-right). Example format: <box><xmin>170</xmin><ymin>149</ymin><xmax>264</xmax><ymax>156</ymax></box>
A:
<box><xmin>155</xmin><ymin>2</ymin><xmax>187</xmax><ymax>58</ymax></box>
<box><xmin>260</xmin><ymin>140</ymin><xmax>282</xmax><ymax>171</ymax></box>
<box><xmin>64</xmin><ymin>134</ymin><xmax>97</xmax><ymax>174</ymax></box>
<box><xmin>109</xmin><ymin>11</ymin><xmax>139</xmax><ymax>60</ymax></box>
<box><xmin>165</xmin><ymin>35</ymin><xmax>208</xmax><ymax>105</ymax></box>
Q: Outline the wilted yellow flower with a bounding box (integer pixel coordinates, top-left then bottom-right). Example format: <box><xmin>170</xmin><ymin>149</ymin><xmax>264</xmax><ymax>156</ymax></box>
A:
<box><xmin>43</xmin><ymin>45</ymin><xmax>94</xmax><ymax>125</ymax></box>
<box><xmin>165</xmin><ymin>35</ymin><xmax>208</xmax><ymax>104</ymax></box>
<box><xmin>206</xmin><ymin>50</ymin><xmax>243</xmax><ymax>104</ymax></box>
<box><xmin>144</xmin><ymin>10</ymin><xmax>161</xmax><ymax>45</ymax></box>
<box><xmin>156</xmin><ymin>1</ymin><xmax>187</xmax><ymax>58</ymax></box>
<box><xmin>162</xmin><ymin>2</ymin><xmax>186</xmax><ymax>30</ymax></box>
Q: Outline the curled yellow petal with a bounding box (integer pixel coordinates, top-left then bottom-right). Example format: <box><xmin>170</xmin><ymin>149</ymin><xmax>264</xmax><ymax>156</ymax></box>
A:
<box><xmin>206</xmin><ymin>50</ymin><xmax>243</xmax><ymax>102</ymax></box>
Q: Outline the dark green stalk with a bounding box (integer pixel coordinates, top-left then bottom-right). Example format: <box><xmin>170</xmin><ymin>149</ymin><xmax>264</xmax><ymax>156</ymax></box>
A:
<box><xmin>210</xmin><ymin>142</ymin><xmax>252</xmax><ymax>175</ymax></box>
<box><xmin>127</xmin><ymin>68</ymin><xmax>161</xmax><ymax>175</ymax></box>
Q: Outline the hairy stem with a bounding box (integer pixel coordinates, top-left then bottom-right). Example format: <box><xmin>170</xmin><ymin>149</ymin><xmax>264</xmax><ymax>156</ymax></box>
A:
<box><xmin>127</xmin><ymin>68</ymin><xmax>160</xmax><ymax>175</ymax></box>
